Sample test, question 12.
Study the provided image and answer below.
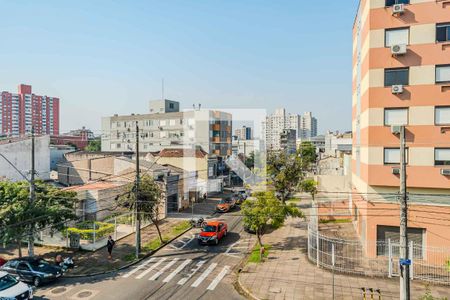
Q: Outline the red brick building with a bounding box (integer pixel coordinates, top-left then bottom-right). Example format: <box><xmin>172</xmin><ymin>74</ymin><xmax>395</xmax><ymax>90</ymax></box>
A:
<box><xmin>0</xmin><ymin>84</ymin><xmax>59</xmax><ymax>136</ymax></box>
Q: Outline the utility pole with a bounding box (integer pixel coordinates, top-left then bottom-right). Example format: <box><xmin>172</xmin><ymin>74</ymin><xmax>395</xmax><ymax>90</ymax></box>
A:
<box><xmin>399</xmin><ymin>125</ymin><xmax>410</xmax><ymax>300</ymax></box>
<box><xmin>135</xmin><ymin>122</ymin><xmax>141</xmax><ymax>258</ymax></box>
<box><xmin>28</xmin><ymin>126</ymin><xmax>36</xmax><ymax>257</ymax></box>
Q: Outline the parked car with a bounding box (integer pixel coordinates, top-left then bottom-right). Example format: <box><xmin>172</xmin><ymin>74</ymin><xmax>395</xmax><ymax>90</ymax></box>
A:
<box><xmin>216</xmin><ymin>198</ymin><xmax>235</xmax><ymax>213</ymax></box>
<box><xmin>0</xmin><ymin>257</ymin><xmax>63</xmax><ymax>287</ymax></box>
<box><xmin>0</xmin><ymin>257</ymin><xmax>7</xmax><ymax>267</ymax></box>
<box><xmin>234</xmin><ymin>193</ymin><xmax>245</xmax><ymax>205</ymax></box>
<box><xmin>0</xmin><ymin>271</ymin><xmax>34</xmax><ymax>299</ymax></box>
<box><xmin>197</xmin><ymin>221</ymin><xmax>228</xmax><ymax>245</ymax></box>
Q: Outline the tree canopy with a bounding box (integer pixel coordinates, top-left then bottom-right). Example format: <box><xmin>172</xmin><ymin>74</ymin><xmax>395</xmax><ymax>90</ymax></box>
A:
<box><xmin>117</xmin><ymin>175</ymin><xmax>164</xmax><ymax>243</ymax></box>
<box><xmin>0</xmin><ymin>180</ymin><xmax>78</xmax><ymax>256</ymax></box>
<box><xmin>241</xmin><ymin>191</ymin><xmax>303</xmax><ymax>247</ymax></box>
<box><xmin>85</xmin><ymin>139</ymin><xmax>101</xmax><ymax>152</ymax></box>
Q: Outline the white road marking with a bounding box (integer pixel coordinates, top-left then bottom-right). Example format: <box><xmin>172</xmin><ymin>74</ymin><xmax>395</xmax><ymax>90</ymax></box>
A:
<box><xmin>149</xmin><ymin>258</ymin><xmax>179</xmax><ymax>281</ymax></box>
<box><xmin>122</xmin><ymin>258</ymin><xmax>156</xmax><ymax>278</ymax></box>
<box><xmin>225</xmin><ymin>242</ymin><xmax>239</xmax><ymax>254</ymax></box>
<box><xmin>163</xmin><ymin>259</ymin><xmax>192</xmax><ymax>283</ymax></box>
<box><xmin>191</xmin><ymin>263</ymin><xmax>217</xmax><ymax>288</ymax></box>
<box><xmin>180</xmin><ymin>235</ymin><xmax>196</xmax><ymax>249</ymax></box>
<box><xmin>136</xmin><ymin>257</ymin><xmax>166</xmax><ymax>279</ymax></box>
<box><xmin>177</xmin><ymin>260</ymin><xmax>205</xmax><ymax>285</ymax></box>
<box><xmin>207</xmin><ymin>266</ymin><xmax>230</xmax><ymax>291</ymax></box>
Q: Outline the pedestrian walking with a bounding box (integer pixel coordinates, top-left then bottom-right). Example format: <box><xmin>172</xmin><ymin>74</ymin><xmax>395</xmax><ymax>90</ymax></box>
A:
<box><xmin>107</xmin><ymin>235</ymin><xmax>115</xmax><ymax>259</ymax></box>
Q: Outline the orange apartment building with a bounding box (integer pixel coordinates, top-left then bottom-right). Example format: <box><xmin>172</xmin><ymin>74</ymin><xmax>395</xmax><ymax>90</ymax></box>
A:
<box><xmin>352</xmin><ymin>0</ymin><xmax>450</xmax><ymax>257</ymax></box>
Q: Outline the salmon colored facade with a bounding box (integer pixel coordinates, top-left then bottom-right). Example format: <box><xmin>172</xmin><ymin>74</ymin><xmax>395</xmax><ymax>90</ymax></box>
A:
<box><xmin>352</xmin><ymin>0</ymin><xmax>450</xmax><ymax>255</ymax></box>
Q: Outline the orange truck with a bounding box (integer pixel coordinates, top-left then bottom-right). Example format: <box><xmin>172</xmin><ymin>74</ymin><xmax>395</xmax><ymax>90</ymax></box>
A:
<box><xmin>197</xmin><ymin>221</ymin><xmax>228</xmax><ymax>245</ymax></box>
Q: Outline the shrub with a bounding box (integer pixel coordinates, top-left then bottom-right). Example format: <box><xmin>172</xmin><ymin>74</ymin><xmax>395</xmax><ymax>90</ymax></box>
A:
<box><xmin>63</xmin><ymin>221</ymin><xmax>114</xmax><ymax>242</ymax></box>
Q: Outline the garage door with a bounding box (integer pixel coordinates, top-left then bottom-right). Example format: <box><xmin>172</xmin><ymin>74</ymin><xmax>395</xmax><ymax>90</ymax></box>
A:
<box><xmin>376</xmin><ymin>225</ymin><xmax>424</xmax><ymax>258</ymax></box>
<box><xmin>167</xmin><ymin>194</ymin><xmax>178</xmax><ymax>213</ymax></box>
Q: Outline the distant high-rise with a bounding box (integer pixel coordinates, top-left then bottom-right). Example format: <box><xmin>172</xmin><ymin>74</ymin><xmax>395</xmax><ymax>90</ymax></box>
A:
<box><xmin>0</xmin><ymin>84</ymin><xmax>60</xmax><ymax>137</ymax></box>
<box><xmin>263</xmin><ymin>108</ymin><xmax>301</xmax><ymax>151</ymax></box>
<box><xmin>300</xmin><ymin>112</ymin><xmax>318</xmax><ymax>139</ymax></box>
<box><xmin>234</xmin><ymin>126</ymin><xmax>252</xmax><ymax>140</ymax></box>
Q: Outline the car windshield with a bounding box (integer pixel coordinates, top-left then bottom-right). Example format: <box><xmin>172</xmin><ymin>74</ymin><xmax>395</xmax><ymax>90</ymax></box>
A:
<box><xmin>0</xmin><ymin>274</ymin><xmax>18</xmax><ymax>291</ymax></box>
<box><xmin>226</xmin><ymin>199</ymin><xmax>233</xmax><ymax>203</ymax></box>
<box><xmin>203</xmin><ymin>225</ymin><xmax>217</xmax><ymax>232</ymax></box>
<box><xmin>29</xmin><ymin>259</ymin><xmax>51</xmax><ymax>270</ymax></box>
<box><xmin>218</xmin><ymin>200</ymin><xmax>227</xmax><ymax>204</ymax></box>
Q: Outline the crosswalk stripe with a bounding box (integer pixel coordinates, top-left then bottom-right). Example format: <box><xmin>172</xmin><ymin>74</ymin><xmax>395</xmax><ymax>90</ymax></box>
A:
<box><xmin>191</xmin><ymin>263</ymin><xmax>217</xmax><ymax>288</ymax></box>
<box><xmin>136</xmin><ymin>257</ymin><xmax>166</xmax><ymax>279</ymax></box>
<box><xmin>149</xmin><ymin>258</ymin><xmax>179</xmax><ymax>281</ymax></box>
<box><xmin>163</xmin><ymin>259</ymin><xmax>192</xmax><ymax>283</ymax></box>
<box><xmin>122</xmin><ymin>258</ymin><xmax>156</xmax><ymax>278</ymax></box>
<box><xmin>207</xmin><ymin>266</ymin><xmax>230</xmax><ymax>291</ymax></box>
<box><xmin>177</xmin><ymin>260</ymin><xmax>205</xmax><ymax>286</ymax></box>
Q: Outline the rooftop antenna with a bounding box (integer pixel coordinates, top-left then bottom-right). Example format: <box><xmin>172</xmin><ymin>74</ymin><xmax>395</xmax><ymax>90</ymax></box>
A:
<box><xmin>198</xmin><ymin>103</ymin><xmax>201</xmax><ymax>110</ymax></box>
<box><xmin>192</xmin><ymin>104</ymin><xmax>196</xmax><ymax>110</ymax></box>
<box><xmin>161</xmin><ymin>78</ymin><xmax>165</xmax><ymax>101</ymax></box>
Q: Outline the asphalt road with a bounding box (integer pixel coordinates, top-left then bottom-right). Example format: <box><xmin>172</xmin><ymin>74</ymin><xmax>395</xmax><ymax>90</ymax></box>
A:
<box><xmin>33</xmin><ymin>213</ymin><xmax>254</xmax><ymax>300</ymax></box>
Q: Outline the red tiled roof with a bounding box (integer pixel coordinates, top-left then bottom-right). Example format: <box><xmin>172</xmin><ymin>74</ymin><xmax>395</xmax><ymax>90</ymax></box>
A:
<box><xmin>158</xmin><ymin>148</ymin><xmax>208</xmax><ymax>158</ymax></box>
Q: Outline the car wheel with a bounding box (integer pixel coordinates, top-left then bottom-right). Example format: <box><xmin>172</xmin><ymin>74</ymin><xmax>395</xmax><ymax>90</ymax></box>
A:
<box><xmin>33</xmin><ymin>276</ymin><xmax>41</xmax><ymax>287</ymax></box>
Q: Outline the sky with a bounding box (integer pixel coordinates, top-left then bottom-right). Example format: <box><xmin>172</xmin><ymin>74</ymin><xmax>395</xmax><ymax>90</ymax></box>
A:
<box><xmin>0</xmin><ymin>0</ymin><xmax>360</xmax><ymax>134</ymax></box>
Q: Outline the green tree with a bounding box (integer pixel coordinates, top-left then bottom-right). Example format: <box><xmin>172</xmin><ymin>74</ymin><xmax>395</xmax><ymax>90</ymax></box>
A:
<box><xmin>0</xmin><ymin>180</ymin><xmax>77</xmax><ymax>257</ymax></box>
<box><xmin>241</xmin><ymin>191</ymin><xmax>303</xmax><ymax>247</ymax></box>
<box><xmin>85</xmin><ymin>139</ymin><xmax>101</xmax><ymax>152</ymax></box>
<box><xmin>267</xmin><ymin>151</ymin><xmax>304</xmax><ymax>203</ymax></box>
<box><xmin>298</xmin><ymin>141</ymin><xmax>317</xmax><ymax>170</ymax></box>
<box><xmin>117</xmin><ymin>175</ymin><xmax>164</xmax><ymax>244</ymax></box>
<box><xmin>300</xmin><ymin>179</ymin><xmax>318</xmax><ymax>201</ymax></box>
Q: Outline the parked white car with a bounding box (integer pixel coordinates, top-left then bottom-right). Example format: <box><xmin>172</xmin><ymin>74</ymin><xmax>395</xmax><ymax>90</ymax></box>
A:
<box><xmin>0</xmin><ymin>271</ymin><xmax>33</xmax><ymax>299</ymax></box>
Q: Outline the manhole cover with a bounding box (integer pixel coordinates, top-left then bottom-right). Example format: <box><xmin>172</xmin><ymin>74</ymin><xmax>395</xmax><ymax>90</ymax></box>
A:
<box><xmin>77</xmin><ymin>291</ymin><xmax>93</xmax><ymax>298</ymax></box>
<box><xmin>51</xmin><ymin>287</ymin><xmax>67</xmax><ymax>294</ymax></box>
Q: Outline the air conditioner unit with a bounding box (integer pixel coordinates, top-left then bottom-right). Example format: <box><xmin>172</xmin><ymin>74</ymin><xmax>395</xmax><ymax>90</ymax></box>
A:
<box><xmin>392</xmin><ymin>4</ymin><xmax>404</xmax><ymax>15</ymax></box>
<box><xmin>392</xmin><ymin>168</ymin><xmax>400</xmax><ymax>175</ymax></box>
<box><xmin>441</xmin><ymin>169</ymin><xmax>450</xmax><ymax>176</ymax></box>
<box><xmin>391</xmin><ymin>125</ymin><xmax>402</xmax><ymax>135</ymax></box>
<box><xmin>392</xmin><ymin>85</ymin><xmax>404</xmax><ymax>94</ymax></box>
<box><xmin>391</xmin><ymin>44</ymin><xmax>407</xmax><ymax>56</ymax></box>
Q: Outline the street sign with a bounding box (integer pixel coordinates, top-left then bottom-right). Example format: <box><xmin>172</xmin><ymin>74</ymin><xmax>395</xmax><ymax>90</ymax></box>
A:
<box><xmin>399</xmin><ymin>258</ymin><xmax>411</xmax><ymax>266</ymax></box>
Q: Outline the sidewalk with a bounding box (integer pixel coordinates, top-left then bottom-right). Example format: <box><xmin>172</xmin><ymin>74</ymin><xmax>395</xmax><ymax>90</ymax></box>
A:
<box><xmin>239</xmin><ymin>217</ymin><xmax>450</xmax><ymax>300</ymax></box>
<box><xmin>1</xmin><ymin>218</ymin><xmax>186</xmax><ymax>276</ymax></box>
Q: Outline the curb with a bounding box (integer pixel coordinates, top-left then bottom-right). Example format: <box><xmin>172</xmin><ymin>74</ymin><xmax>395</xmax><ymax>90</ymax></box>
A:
<box><xmin>64</xmin><ymin>225</ymin><xmax>193</xmax><ymax>278</ymax></box>
<box><xmin>232</xmin><ymin>237</ymin><xmax>260</xmax><ymax>300</ymax></box>
<box><xmin>235</xmin><ymin>274</ymin><xmax>261</xmax><ymax>300</ymax></box>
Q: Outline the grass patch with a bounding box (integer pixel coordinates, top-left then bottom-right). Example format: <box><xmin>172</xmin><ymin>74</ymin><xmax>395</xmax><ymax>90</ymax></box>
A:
<box><xmin>122</xmin><ymin>253</ymin><xmax>137</xmax><ymax>262</ymax></box>
<box><xmin>171</xmin><ymin>220</ymin><xmax>191</xmax><ymax>236</ymax></box>
<box><xmin>319</xmin><ymin>219</ymin><xmax>352</xmax><ymax>224</ymax></box>
<box><xmin>248</xmin><ymin>244</ymin><xmax>272</xmax><ymax>263</ymax></box>
<box><xmin>142</xmin><ymin>220</ymin><xmax>192</xmax><ymax>252</ymax></box>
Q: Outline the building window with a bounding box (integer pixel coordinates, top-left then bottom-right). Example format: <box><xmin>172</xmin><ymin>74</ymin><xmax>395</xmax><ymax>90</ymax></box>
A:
<box><xmin>385</xmin><ymin>68</ymin><xmax>409</xmax><ymax>86</ymax></box>
<box><xmin>435</xmin><ymin>107</ymin><xmax>450</xmax><ymax>125</ymax></box>
<box><xmin>160</xmin><ymin>120</ymin><xmax>167</xmax><ymax>126</ymax></box>
<box><xmin>436</xmin><ymin>65</ymin><xmax>450</xmax><ymax>84</ymax></box>
<box><xmin>385</xmin><ymin>28</ymin><xmax>409</xmax><ymax>47</ymax></box>
<box><xmin>437</xmin><ymin>23</ymin><xmax>450</xmax><ymax>42</ymax></box>
<box><xmin>384</xmin><ymin>148</ymin><xmax>408</xmax><ymax>165</ymax></box>
<box><xmin>169</xmin><ymin>119</ymin><xmax>176</xmax><ymax>126</ymax></box>
<box><xmin>384</xmin><ymin>108</ymin><xmax>408</xmax><ymax>126</ymax></box>
<box><xmin>169</xmin><ymin>103</ymin><xmax>174</xmax><ymax>109</ymax></box>
<box><xmin>385</xmin><ymin>0</ymin><xmax>409</xmax><ymax>6</ymax></box>
<box><xmin>435</xmin><ymin>148</ymin><xmax>450</xmax><ymax>166</ymax></box>
<box><xmin>117</xmin><ymin>143</ymin><xmax>121</xmax><ymax>149</ymax></box>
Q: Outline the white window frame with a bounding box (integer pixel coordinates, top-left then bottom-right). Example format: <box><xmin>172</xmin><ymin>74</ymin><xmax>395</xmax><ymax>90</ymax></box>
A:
<box><xmin>384</xmin><ymin>108</ymin><xmax>408</xmax><ymax>126</ymax></box>
<box><xmin>384</xmin><ymin>148</ymin><xmax>409</xmax><ymax>165</ymax></box>
<box><xmin>435</xmin><ymin>107</ymin><xmax>450</xmax><ymax>125</ymax></box>
<box><xmin>385</xmin><ymin>28</ymin><xmax>409</xmax><ymax>47</ymax></box>
<box><xmin>435</xmin><ymin>148</ymin><xmax>450</xmax><ymax>165</ymax></box>
<box><xmin>436</xmin><ymin>65</ymin><xmax>450</xmax><ymax>83</ymax></box>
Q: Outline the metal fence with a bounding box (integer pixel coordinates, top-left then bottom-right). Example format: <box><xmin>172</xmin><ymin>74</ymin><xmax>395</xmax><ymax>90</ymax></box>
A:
<box><xmin>37</xmin><ymin>212</ymin><xmax>151</xmax><ymax>251</ymax></box>
<box><xmin>307</xmin><ymin>224</ymin><xmax>450</xmax><ymax>286</ymax></box>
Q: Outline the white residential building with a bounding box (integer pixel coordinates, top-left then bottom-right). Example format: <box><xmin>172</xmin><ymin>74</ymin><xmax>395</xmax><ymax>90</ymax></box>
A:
<box><xmin>300</xmin><ymin>112</ymin><xmax>318</xmax><ymax>139</ymax></box>
<box><xmin>262</xmin><ymin>108</ymin><xmax>301</xmax><ymax>151</ymax></box>
<box><xmin>101</xmin><ymin>100</ymin><xmax>232</xmax><ymax>157</ymax></box>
